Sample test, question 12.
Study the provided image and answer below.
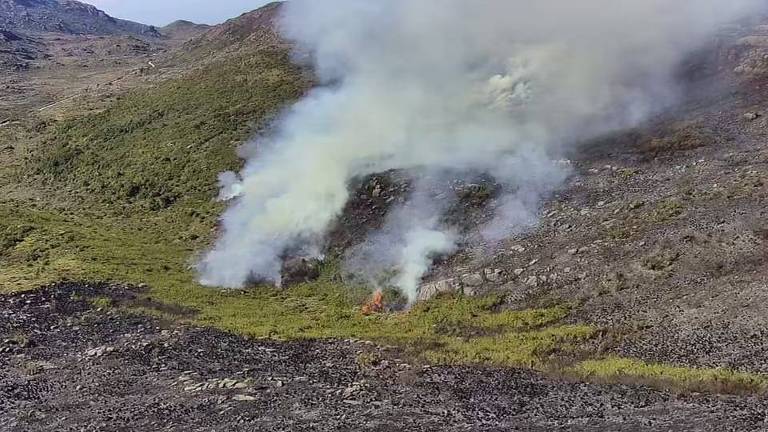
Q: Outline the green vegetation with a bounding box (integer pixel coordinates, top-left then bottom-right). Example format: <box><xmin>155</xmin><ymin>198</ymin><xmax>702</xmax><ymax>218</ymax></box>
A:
<box><xmin>90</xmin><ymin>296</ymin><xmax>114</xmax><ymax>309</ymax></box>
<box><xmin>195</xmin><ymin>286</ymin><xmax>594</xmax><ymax>367</ymax></box>
<box><xmin>0</xmin><ymin>199</ymin><xmax>594</xmax><ymax>367</ymax></box>
<box><xmin>29</xmin><ymin>49</ymin><xmax>310</xmax><ymax>210</ymax></box>
<box><xmin>573</xmin><ymin>357</ymin><xmax>768</xmax><ymax>394</ymax></box>
<box><xmin>0</xmin><ymin>202</ymin><xmax>199</xmax><ymax>291</ymax></box>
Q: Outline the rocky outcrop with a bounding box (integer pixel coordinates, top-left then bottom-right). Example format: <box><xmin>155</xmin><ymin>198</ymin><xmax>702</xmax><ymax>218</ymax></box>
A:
<box><xmin>417</xmin><ymin>267</ymin><xmax>508</xmax><ymax>301</ymax></box>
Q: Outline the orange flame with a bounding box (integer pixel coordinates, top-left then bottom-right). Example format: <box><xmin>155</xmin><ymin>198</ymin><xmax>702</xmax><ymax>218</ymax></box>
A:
<box><xmin>361</xmin><ymin>290</ymin><xmax>384</xmax><ymax>315</ymax></box>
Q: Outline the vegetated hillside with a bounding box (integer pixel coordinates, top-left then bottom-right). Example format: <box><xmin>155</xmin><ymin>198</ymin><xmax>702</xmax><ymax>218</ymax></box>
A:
<box><xmin>0</xmin><ymin>0</ymin><xmax>160</xmax><ymax>37</ymax></box>
<box><xmin>0</xmin><ymin>2</ymin><xmax>311</xmax><ymax>292</ymax></box>
<box><xmin>32</xmin><ymin>48</ymin><xmax>308</xmax><ymax>210</ymax></box>
<box><xmin>16</xmin><ymin>2</ymin><xmax>305</xmax><ymax>212</ymax></box>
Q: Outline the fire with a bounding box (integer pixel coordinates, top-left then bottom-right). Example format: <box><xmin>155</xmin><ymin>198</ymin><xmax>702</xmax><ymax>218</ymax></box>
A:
<box><xmin>361</xmin><ymin>290</ymin><xmax>384</xmax><ymax>315</ymax></box>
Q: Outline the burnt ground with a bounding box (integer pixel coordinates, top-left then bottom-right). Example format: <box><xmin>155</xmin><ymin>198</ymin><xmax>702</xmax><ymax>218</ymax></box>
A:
<box><xmin>1</xmin><ymin>283</ymin><xmax>768</xmax><ymax>432</ymax></box>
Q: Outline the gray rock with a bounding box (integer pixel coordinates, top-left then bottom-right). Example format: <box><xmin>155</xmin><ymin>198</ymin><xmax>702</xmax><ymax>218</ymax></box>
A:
<box><xmin>461</xmin><ymin>273</ymin><xmax>484</xmax><ymax>287</ymax></box>
<box><xmin>232</xmin><ymin>395</ymin><xmax>257</xmax><ymax>402</ymax></box>
<box><xmin>484</xmin><ymin>268</ymin><xmax>504</xmax><ymax>283</ymax></box>
<box><xmin>85</xmin><ymin>346</ymin><xmax>114</xmax><ymax>358</ymax></box>
<box><xmin>418</xmin><ymin>279</ymin><xmax>459</xmax><ymax>301</ymax></box>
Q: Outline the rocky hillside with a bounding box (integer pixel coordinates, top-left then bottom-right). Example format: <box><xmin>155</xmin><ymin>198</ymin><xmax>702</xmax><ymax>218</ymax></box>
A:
<box><xmin>169</xmin><ymin>1</ymin><xmax>286</xmax><ymax>65</ymax></box>
<box><xmin>160</xmin><ymin>20</ymin><xmax>210</xmax><ymax>42</ymax></box>
<box><xmin>0</xmin><ymin>0</ymin><xmax>160</xmax><ymax>37</ymax></box>
<box><xmin>0</xmin><ymin>27</ymin><xmax>42</xmax><ymax>69</ymax></box>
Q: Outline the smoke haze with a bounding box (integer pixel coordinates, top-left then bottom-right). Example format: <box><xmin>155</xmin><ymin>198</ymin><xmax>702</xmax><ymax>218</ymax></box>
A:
<box><xmin>198</xmin><ymin>0</ymin><xmax>760</xmax><ymax>299</ymax></box>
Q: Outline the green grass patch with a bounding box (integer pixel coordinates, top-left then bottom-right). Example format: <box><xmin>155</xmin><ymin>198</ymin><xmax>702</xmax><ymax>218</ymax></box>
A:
<box><xmin>573</xmin><ymin>357</ymin><xmax>768</xmax><ymax>394</ymax></box>
<box><xmin>0</xmin><ymin>201</ymin><xmax>594</xmax><ymax>368</ymax></box>
<box><xmin>178</xmin><ymin>280</ymin><xmax>592</xmax><ymax>368</ymax></box>
<box><xmin>0</xmin><ymin>201</ymin><xmax>199</xmax><ymax>292</ymax></box>
<box><xmin>90</xmin><ymin>296</ymin><xmax>114</xmax><ymax>309</ymax></box>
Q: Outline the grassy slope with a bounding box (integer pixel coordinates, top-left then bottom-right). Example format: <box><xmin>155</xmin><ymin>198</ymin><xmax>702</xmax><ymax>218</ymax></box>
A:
<box><xmin>0</xmin><ymin>41</ymin><xmax>765</xmax><ymax>394</ymax></box>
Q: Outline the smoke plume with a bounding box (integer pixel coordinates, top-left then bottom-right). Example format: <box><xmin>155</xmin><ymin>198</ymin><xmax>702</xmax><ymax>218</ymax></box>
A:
<box><xmin>199</xmin><ymin>0</ymin><xmax>759</xmax><ymax>297</ymax></box>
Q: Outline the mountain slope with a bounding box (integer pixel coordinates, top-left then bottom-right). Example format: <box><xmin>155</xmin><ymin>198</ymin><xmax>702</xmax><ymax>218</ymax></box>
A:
<box><xmin>5</xmin><ymin>0</ymin><xmax>768</xmax><ymax>413</ymax></box>
<box><xmin>0</xmin><ymin>0</ymin><xmax>160</xmax><ymax>37</ymax></box>
<box><xmin>160</xmin><ymin>20</ymin><xmax>210</xmax><ymax>41</ymax></box>
<box><xmin>0</xmin><ymin>27</ymin><xmax>43</xmax><ymax>69</ymax></box>
<box><xmin>169</xmin><ymin>1</ymin><xmax>286</xmax><ymax>65</ymax></box>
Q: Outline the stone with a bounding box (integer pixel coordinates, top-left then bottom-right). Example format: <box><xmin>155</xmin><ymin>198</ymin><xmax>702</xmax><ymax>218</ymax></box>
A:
<box><xmin>510</xmin><ymin>245</ymin><xmax>526</xmax><ymax>253</ymax></box>
<box><xmin>461</xmin><ymin>273</ymin><xmax>484</xmax><ymax>287</ymax></box>
<box><xmin>232</xmin><ymin>395</ymin><xmax>257</xmax><ymax>402</ymax></box>
<box><xmin>514</xmin><ymin>268</ymin><xmax>525</xmax><ymax>277</ymax></box>
<box><xmin>85</xmin><ymin>346</ymin><xmax>114</xmax><ymax>358</ymax></box>
<box><xmin>418</xmin><ymin>278</ymin><xmax>459</xmax><ymax>301</ymax></box>
<box><xmin>483</xmin><ymin>268</ymin><xmax>503</xmax><ymax>283</ymax></box>
<box><xmin>744</xmin><ymin>112</ymin><xmax>760</xmax><ymax>121</ymax></box>
<box><xmin>525</xmin><ymin>276</ymin><xmax>539</xmax><ymax>287</ymax></box>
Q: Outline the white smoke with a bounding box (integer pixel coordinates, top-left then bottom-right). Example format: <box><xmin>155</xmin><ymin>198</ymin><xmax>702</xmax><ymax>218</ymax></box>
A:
<box><xmin>343</xmin><ymin>175</ymin><xmax>459</xmax><ymax>301</ymax></box>
<box><xmin>199</xmin><ymin>0</ymin><xmax>760</xmax><ymax>295</ymax></box>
